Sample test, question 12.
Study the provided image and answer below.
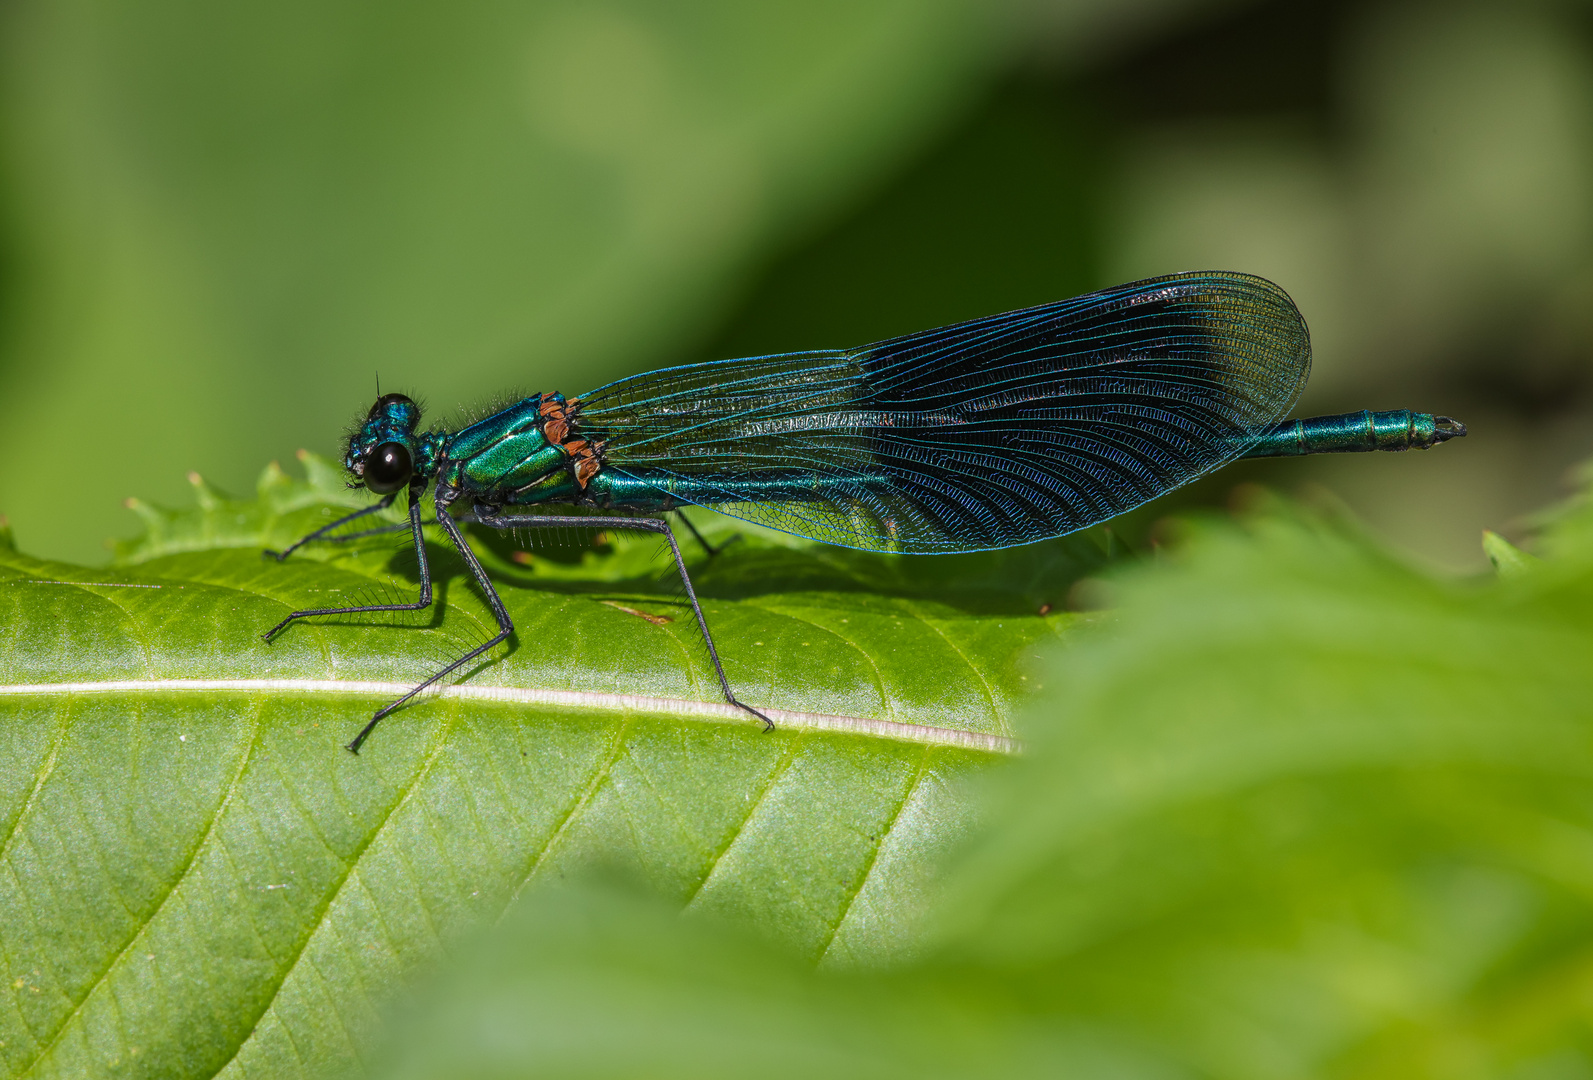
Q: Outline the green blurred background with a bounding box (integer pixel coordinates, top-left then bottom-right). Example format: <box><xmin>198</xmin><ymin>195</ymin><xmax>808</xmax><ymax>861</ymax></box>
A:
<box><xmin>0</xmin><ymin>0</ymin><xmax>1585</xmax><ymax>570</ymax></box>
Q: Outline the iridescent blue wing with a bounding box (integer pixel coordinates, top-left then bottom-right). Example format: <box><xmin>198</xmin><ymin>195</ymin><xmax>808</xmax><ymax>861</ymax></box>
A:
<box><xmin>578</xmin><ymin>271</ymin><xmax>1311</xmax><ymax>553</ymax></box>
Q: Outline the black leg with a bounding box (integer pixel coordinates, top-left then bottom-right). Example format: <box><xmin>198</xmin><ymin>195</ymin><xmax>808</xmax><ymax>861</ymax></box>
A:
<box><xmin>674</xmin><ymin>510</ymin><xmax>740</xmax><ymax>559</ymax></box>
<box><xmin>343</xmin><ymin>506</ymin><xmax>516</xmax><ymax>753</ymax></box>
<box><xmin>323</xmin><ymin>512</ymin><xmax>460</xmax><ymax>544</ymax></box>
<box><xmin>478</xmin><ymin>510</ymin><xmax>773</xmax><ymax>733</ymax></box>
<box><xmin>262</xmin><ymin>493</ymin><xmax>434</xmax><ymax>644</ymax></box>
<box><xmin>316</xmin><ymin>519</ymin><xmax>416</xmax><ymax>544</ymax></box>
<box><xmin>266</xmin><ymin>491</ymin><xmax>399</xmax><ymax>561</ymax></box>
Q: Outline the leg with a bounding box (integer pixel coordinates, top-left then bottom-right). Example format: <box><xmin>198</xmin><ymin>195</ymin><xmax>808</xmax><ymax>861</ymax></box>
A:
<box><xmin>262</xmin><ymin>494</ymin><xmax>433</xmax><ymax>643</ymax></box>
<box><xmin>674</xmin><ymin>510</ymin><xmax>740</xmax><ymax>559</ymax></box>
<box><xmin>266</xmin><ymin>491</ymin><xmax>398</xmax><ymax>561</ymax></box>
<box><xmin>343</xmin><ymin>506</ymin><xmax>516</xmax><ymax>753</ymax></box>
<box><xmin>323</xmin><ymin>510</ymin><xmax>466</xmax><ymax>543</ymax></box>
<box><xmin>478</xmin><ymin>510</ymin><xmax>773</xmax><ymax>732</ymax></box>
<box><xmin>316</xmin><ymin>519</ymin><xmax>415</xmax><ymax>544</ymax></box>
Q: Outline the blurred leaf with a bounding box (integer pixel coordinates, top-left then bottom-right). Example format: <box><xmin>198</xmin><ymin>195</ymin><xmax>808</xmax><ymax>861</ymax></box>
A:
<box><xmin>938</xmin><ymin>499</ymin><xmax>1593</xmax><ymax>1077</ymax></box>
<box><xmin>361</xmin><ymin>878</ymin><xmax>1176</xmax><ymax>1080</ymax></box>
<box><xmin>369</xmin><ymin>478</ymin><xmax>1593</xmax><ymax>1079</ymax></box>
<box><xmin>0</xmin><ymin>453</ymin><xmax>1109</xmax><ymax>1078</ymax></box>
<box><xmin>1482</xmin><ymin>528</ymin><xmax>1535</xmax><ymax>577</ymax></box>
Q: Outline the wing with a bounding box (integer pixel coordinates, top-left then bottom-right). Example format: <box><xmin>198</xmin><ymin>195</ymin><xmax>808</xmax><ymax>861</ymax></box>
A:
<box><xmin>578</xmin><ymin>271</ymin><xmax>1311</xmax><ymax>553</ymax></box>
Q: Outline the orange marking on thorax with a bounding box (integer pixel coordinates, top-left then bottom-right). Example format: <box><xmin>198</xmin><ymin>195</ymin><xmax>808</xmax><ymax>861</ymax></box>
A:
<box><xmin>540</xmin><ymin>395</ymin><xmax>603</xmax><ymax>487</ymax></box>
<box><xmin>538</xmin><ymin>394</ymin><xmax>571</xmax><ymax>444</ymax></box>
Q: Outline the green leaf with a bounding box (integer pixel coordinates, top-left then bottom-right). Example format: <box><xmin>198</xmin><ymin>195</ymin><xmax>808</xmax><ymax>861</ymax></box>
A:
<box><xmin>0</xmin><ymin>454</ymin><xmax>1106</xmax><ymax>1078</ymax></box>
<box><xmin>363</xmin><ymin>487</ymin><xmax>1593</xmax><ymax>1079</ymax></box>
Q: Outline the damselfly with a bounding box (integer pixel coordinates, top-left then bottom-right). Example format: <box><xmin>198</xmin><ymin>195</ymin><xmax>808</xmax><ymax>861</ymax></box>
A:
<box><xmin>265</xmin><ymin>272</ymin><xmax>1466</xmax><ymax>752</ymax></box>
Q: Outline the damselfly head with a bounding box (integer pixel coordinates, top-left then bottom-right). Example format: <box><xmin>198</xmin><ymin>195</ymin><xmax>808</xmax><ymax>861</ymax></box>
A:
<box><xmin>346</xmin><ymin>392</ymin><xmax>425</xmax><ymax>493</ymax></box>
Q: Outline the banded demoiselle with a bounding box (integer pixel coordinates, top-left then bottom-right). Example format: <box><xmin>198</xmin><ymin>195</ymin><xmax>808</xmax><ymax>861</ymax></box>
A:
<box><xmin>265</xmin><ymin>272</ymin><xmax>1466</xmax><ymax>752</ymax></box>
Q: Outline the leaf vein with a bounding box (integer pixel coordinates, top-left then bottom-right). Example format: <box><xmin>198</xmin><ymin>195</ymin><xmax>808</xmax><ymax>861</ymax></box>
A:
<box><xmin>817</xmin><ymin>743</ymin><xmax>934</xmax><ymax>963</ymax></box>
<box><xmin>17</xmin><ymin>697</ymin><xmax>267</xmax><ymax>1078</ymax></box>
<box><xmin>897</xmin><ymin>600</ymin><xmax>1003</xmax><ymax>733</ymax></box>
<box><xmin>0</xmin><ymin>696</ymin><xmax>72</xmax><ymax>877</ymax></box>
<box><xmin>735</xmin><ymin>601</ymin><xmax>892</xmax><ymax>717</ymax></box>
<box><xmin>683</xmin><ymin>733</ymin><xmax>803</xmax><ymax>907</ymax></box>
<box><xmin>503</xmin><ymin>714</ymin><xmax>634</xmax><ymax>908</ymax></box>
<box><xmin>206</xmin><ymin>708</ymin><xmax>459</xmax><ymax>1079</ymax></box>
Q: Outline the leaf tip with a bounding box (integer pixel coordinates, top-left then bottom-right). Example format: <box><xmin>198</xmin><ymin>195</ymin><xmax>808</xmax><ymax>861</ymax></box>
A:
<box><xmin>186</xmin><ymin>470</ymin><xmax>229</xmax><ymax>510</ymax></box>
<box><xmin>1483</xmin><ymin>529</ymin><xmax>1536</xmax><ymax>577</ymax></box>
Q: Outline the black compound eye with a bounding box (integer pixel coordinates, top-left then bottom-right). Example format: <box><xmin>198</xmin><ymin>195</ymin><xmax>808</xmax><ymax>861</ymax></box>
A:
<box><xmin>363</xmin><ymin>441</ymin><xmax>413</xmax><ymax>494</ymax></box>
<box><xmin>368</xmin><ymin>392</ymin><xmax>414</xmax><ymax>419</ymax></box>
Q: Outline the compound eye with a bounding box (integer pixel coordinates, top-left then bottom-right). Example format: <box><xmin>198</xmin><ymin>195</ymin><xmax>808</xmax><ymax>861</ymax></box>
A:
<box><xmin>363</xmin><ymin>441</ymin><xmax>413</xmax><ymax>494</ymax></box>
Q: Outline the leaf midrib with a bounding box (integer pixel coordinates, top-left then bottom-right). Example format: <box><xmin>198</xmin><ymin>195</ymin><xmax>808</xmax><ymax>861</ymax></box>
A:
<box><xmin>0</xmin><ymin>680</ymin><xmax>1019</xmax><ymax>755</ymax></box>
